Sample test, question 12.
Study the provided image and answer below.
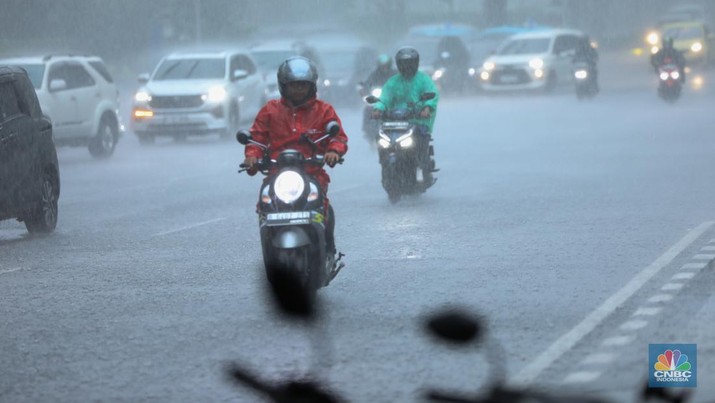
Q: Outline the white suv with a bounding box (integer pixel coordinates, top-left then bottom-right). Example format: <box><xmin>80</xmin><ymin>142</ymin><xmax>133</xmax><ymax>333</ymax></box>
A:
<box><xmin>478</xmin><ymin>29</ymin><xmax>586</xmax><ymax>92</ymax></box>
<box><xmin>0</xmin><ymin>54</ymin><xmax>123</xmax><ymax>158</ymax></box>
<box><xmin>131</xmin><ymin>50</ymin><xmax>266</xmax><ymax>144</ymax></box>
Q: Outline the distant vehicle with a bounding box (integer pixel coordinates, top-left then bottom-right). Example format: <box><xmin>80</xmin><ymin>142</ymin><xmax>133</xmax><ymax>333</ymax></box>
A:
<box><xmin>477</xmin><ymin>29</ymin><xmax>587</xmax><ymax>93</ymax></box>
<box><xmin>310</xmin><ymin>38</ymin><xmax>378</xmax><ymax>105</ymax></box>
<box><xmin>249</xmin><ymin>40</ymin><xmax>322</xmax><ymax>100</ymax></box>
<box><xmin>0</xmin><ymin>54</ymin><xmax>123</xmax><ymax>159</ymax></box>
<box><xmin>466</xmin><ymin>25</ymin><xmax>549</xmax><ymax>89</ymax></box>
<box><xmin>397</xmin><ymin>23</ymin><xmax>479</xmax><ymax>80</ymax></box>
<box><xmin>659</xmin><ymin>21</ymin><xmax>715</xmax><ymax>66</ymax></box>
<box><xmin>131</xmin><ymin>50</ymin><xmax>266</xmax><ymax>144</ymax></box>
<box><xmin>0</xmin><ymin>65</ymin><xmax>60</xmax><ymax>233</ymax></box>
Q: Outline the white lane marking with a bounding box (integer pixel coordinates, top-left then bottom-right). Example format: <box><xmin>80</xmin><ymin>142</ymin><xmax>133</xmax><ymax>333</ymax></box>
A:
<box><xmin>648</xmin><ymin>294</ymin><xmax>674</xmax><ymax>303</ymax></box>
<box><xmin>0</xmin><ymin>267</ymin><xmax>23</xmax><ymax>275</ymax></box>
<box><xmin>680</xmin><ymin>262</ymin><xmax>708</xmax><ymax>270</ymax></box>
<box><xmin>602</xmin><ymin>335</ymin><xmax>636</xmax><ymax>346</ymax></box>
<box><xmin>700</xmin><ymin>245</ymin><xmax>715</xmax><ymax>251</ymax></box>
<box><xmin>661</xmin><ymin>283</ymin><xmax>684</xmax><ymax>291</ymax></box>
<box><xmin>508</xmin><ymin>220</ymin><xmax>714</xmax><ymax>387</ymax></box>
<box><xmin>671</xmin><ymin>272</ymin><xmax>695</xmax><ymax>280</ymax></box>
<box><xmin>581</xmin><ymin>353</ymin><xmax>616</xmax><ymax>365</ymax></box>
<box><xmin>619</xmin><ymin>320</ymin><xmax>649</xmax><ymax>331</ymax></box>
<box><xmin>563</xmin><ymin>371</ymin><xmax>602</xmax><ymax>383</ymax></box>
<box><xmin>152</xmin><ymin>217</ymin><xmax>227</xmax><ymax>237</ymax></box>
<box><xmin>692</xmin><ymin>253</ymin><xmax>715</xmax><ymax>260</ymax></box>
<box><xmin>633</xmin><ymin>307</ymin><xmax>662</xmax><ymax>316</ymax></box>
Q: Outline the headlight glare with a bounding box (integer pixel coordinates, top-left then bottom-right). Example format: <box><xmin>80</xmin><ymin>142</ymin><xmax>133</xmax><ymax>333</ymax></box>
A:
<box><xmin>691</xmin><ymin>42</ymin><xmax>703</xmax><ymax>52</ymax></box>
<box><xmin>307</xmin><ymin>182</ymin><xmax>320</xmax><ymax>202</ymax></box>
<box><xmin>371</xmin><ymin>87</ymin><xmax>382</xmax><ymax>97</ymax></box>
<box><xmin>483</xmin><ymin>61</ymin><xmax>495</xmax><ymax>71</ymax></box>
<box><xmin>134</xmin><ymin>91</ymin><xmax>151</xmax><ymax>103</ymax></box>
<box><xmin>529</xmin><ymin>58</ymin><xmax>544</xmax><ymax>69</ymax></box>
<box><xmin>204</xmin><ymin>86</ymin><xmax>227</xmax><ymax>103</ymax></box>
<box><xmin>274</xmin><ymin>171</ymin><xmax>305</xmax><ymax>203</ymax></box>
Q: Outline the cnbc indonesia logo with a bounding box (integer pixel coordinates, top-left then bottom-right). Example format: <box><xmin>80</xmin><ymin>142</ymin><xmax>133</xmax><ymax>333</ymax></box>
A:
<box><xmin>649</xmin><ymin>344</ymin><xmax>697</xmax><ymax>387</ymax></box>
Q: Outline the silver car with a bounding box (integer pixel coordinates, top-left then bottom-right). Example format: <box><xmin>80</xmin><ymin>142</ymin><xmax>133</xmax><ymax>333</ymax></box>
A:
<box><xmin>131</xmin><ymin>50</ymin><xmax>266</xmax><ymax>144</ymax></box>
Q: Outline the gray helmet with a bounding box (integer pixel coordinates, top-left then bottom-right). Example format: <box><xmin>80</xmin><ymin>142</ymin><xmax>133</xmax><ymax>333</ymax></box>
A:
<box><xmin>395</xmin><ymin>47</ymin><xmax>419</xmax><ymax>79</ymax></box>
<box><xmin>277</xmin><ymin>56</ymin><xmax>318</xmax><ymax>98</ymax></box>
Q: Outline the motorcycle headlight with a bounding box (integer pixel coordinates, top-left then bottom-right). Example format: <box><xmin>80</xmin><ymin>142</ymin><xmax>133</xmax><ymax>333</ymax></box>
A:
<box><xmin>671</xmin><ymin>71</ymin><xmax>680</xmax><ymax>80</ymax></box>
<box><xmin>307</xmin><ymin>182</ymin><xmax>320</xmax><ymax>202</ymax></box>
<box><xmin>397</xmin><ymin>130</ymin><xmax>414</xmax><ymax>148</ymax></box>
<box><xmin>274</xmin><ymin>171</ymin><xmax>305</xmax><ymax>204</ymax></box>
<box><xmin>378</xmin><ymin>133</ymin><xmax>391</xmax><ymax>149</ymax></box>
<box><xmin>574</xmin><ymin>69</ymin><xmax>588</xmax><ymax>79</ymax></box>
<box><xmin>660</xmin><ymin>71</ymin><xmax>670</xmax><ymax>80</ymax></box>
<box><xmin>371</xmin><ymin>87</ymin><xmax>382</xmax><ymax>98</ymax></box>
<box><xmin>691</xmin><ymin>42</ymin><xmax>703</xmax><ymax>53</ymax></box>
<box><xmin>204</xmin><ymin>86</ymin><xmax>227</xmax><ymax>103</ymax></box>
<box><xmin>134</xmin><ymin>91</ymin><xmax>151</xmax><ymax>103</ymax></box>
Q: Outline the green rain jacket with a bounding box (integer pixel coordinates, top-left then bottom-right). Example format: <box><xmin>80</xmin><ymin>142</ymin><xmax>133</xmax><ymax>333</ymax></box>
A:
<box><xmin>372</xmin><ymin>71</ymin><xmax>439</xmax><ymax>132</ymax></box>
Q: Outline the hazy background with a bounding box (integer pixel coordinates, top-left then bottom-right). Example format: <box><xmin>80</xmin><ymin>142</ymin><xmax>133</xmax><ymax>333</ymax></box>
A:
<box><xmin>2</xmin><ymin>0</ymin><xmax>712</xmax><ymax>85</ymax></box>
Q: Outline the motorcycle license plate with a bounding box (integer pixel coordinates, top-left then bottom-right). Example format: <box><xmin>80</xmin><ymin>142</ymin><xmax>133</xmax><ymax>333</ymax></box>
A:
<box><xmin>266</xmin><ymin>211</ymin><xmax>311</xmax><ymax>226</ymax></box>
<box><xmin>382</xmin><ymin>121</ymin><xmax>410</xmax><ymax>129</ymax></box>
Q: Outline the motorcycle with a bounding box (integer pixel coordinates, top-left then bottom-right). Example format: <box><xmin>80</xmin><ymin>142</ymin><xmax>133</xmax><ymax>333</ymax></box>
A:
<box><xmin>358</xmin><ymin>82</ymin><xmax>383</xmax><ymax>146</ymax></box>
<box><xmin>236</xmin><ymin>122</ymin><xmax>345</xmax><ymax>293</ymax></box>
<box><xmin>365</xmin><ymin>93</ymin><xmax>437</xmax><ymax>203</ymax></box>
<box><xmin>573</xmin><ymin>61</ymin><xmax>598</xmax><ymax>100</ymax></box>
<box><xmin>657</xmin><ymin>62</ymin><xmax>682</xmax><ymax>103</ymax></box>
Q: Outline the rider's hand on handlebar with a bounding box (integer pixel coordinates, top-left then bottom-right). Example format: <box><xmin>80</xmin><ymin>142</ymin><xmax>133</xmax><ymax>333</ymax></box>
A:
<box><xmin>243</xmin><ymin>156</ymin><xmax>258</xmax><ymax>175</ymax></box>
<box><xmin>420</xmin><ymin>107</ymin><xmax>432</xmax><ymax>119</ymax></box>
<box><xmin>371</xmin><ymin>109</ymin><xmax>382</xmax><ymax>119</ymax></box>
<box><xmin>324</xmin><ymin>151</ymin><xmax>340</xmax><ymax>167</ymax></box>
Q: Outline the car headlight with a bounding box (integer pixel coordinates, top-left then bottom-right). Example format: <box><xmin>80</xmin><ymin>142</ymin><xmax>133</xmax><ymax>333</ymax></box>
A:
<box><xmin>483</xmin><ymin>61</ymin><xmax>495</xmax><ymax>71</ymax></box>
<box><xmin>323</xmin><ymin>79</ymin><xmax>331</xmax><ymax>87</ymax></box>
<box><xmin>529</xmin><ymin>58</ymin><xmax>544</xmax><ymax>69</ymax></box>
<box><xmin>204</xmin><ymin>86</ymin><xmax>227</xmax><ymax>103</ymax></box>
<box><xmin>134</xmin><ymin>91</ymin><xmax>151</xmax><ymax>103</ymax></box>
<box><xmin>646</xmin><ymin>31</ymin><xmax>659</xmax><ymax>45</ymax></box>
<box><xmin>468</xmin><ymin>67</ymin><xmax>476</xmax><ymax>76</ymax></box>
<box><xmin>650</xmin><ymin>46</ymin><xmax>660</xmax><ymax>55</ymax></box>
<box><xmin>574</xmin><ymin>69</ymin><xmax>588</xmax><ymax>79</ymax></box>
<box><xmin>371</xmin><ymin>87</ymin><xmax>382</xmax><ymax>98</ymax></box>
<box><xmin>691</xmin><ymin>42</ymin><xmax>703</xmax><ymax>53</ymax></box>
<box><xmin>432</xmin><ymin>68</ymin><xmax>445</xmax><ymax>80</ymax></box>
<box><xmin>480</xmin><ymin>71</ymin><xmax>490</xmax><ymax>81</ymax></box>
<box><xmin>274</xmin><ymin>171</ymin><xmax>305</xmax><ymax>204</ymax></box>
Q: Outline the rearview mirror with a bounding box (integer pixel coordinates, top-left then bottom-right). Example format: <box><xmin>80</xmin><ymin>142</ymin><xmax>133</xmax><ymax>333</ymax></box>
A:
<box><xmin>420</xmin><ymin>92</ymin><xmax>436</xmax><ymax>101</ymax></box>
<box><xmin>365</xmin><ymin>95</ymin><xmax>380</xmax><ymax>104</ymax></box>
<box><xmin>233</xmin><ymin>69</ymin><xmax>248</xmax><ymax>81</ymax></box>
<box><xmin>325</xmin><ymin>121</ymin><xmax>340</xmax><ymax>137</ymax></box>
<box><xmin>137</xmin><ymin>73</ymin><xmax>150</xmax><ymax>84</ymax></box>
<box><xmin>236</xmin><ymin>130</ymin><xmax>251</xmax><ymax>145</ymax></box>
<box><xmin>49</xmin><ymin>79</ymin><xmax>67</xmax><ymax>92</ymax></box>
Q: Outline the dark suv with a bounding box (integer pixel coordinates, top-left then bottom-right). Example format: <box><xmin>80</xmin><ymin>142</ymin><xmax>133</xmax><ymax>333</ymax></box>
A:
<box><xmin>0</xmin><ymin>66</ymin><xmax>60</xmax><ymax>233</ymax></box>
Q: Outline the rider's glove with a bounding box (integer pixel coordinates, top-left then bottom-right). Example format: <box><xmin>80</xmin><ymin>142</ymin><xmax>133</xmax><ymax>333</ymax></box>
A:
<box><xmin>324</xmin><ymin>151</ymin><xmax>340</xmax><ymax>167</ymax></box>
<box><xmin>371</xmin><ymin>109</ymin><xmax>382</xmax><ymax>119</ymax></box>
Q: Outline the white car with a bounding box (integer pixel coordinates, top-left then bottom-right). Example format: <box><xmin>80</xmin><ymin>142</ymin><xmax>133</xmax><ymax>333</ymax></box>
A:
<box><xmin>0</xmin><ymin>54</ymin><xmax>123</xmax><ymax>158</ymax></box>
<box><xmin>478</xmin><ymin>29</ymin><xmax>587</xmax><ymax>92</ymax></box>
<box><xmin>131</xmin><ymin>50</ymin><xmax>266</xmax><ymax>144</ymax></box>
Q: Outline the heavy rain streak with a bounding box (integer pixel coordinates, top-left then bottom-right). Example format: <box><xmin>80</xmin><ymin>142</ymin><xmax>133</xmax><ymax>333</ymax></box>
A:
<box><xmin>2</xmin><ymin>1</ymin><xmax>715</xmax><ymax>402</ymax></box>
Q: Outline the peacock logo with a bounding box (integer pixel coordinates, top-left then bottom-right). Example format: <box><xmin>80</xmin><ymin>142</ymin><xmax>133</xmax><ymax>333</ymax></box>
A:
<box><xmin>649</xmin><ymin>344</ymin><xmax>697</xmax><ymax>388</ymax></box>
<box><xmin>654</xmin><ymin>349</ymin><xmax>691</xmax><ymax>371</ymax></box>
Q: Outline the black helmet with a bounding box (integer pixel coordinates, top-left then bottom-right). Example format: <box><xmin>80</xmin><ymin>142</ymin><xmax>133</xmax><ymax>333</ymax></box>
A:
<box><xmin>395</xmin><ymin>47</ymin><xmax>419</xmax><ymax>79</ymax></box>
<box><xmin>277</xmin><ymin>56</ymin><xmax>318</xmax><ymax>98</ymax></box>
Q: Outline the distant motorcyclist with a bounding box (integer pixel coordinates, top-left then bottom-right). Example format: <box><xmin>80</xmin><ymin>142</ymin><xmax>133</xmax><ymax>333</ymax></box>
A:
<box><xmin>573</xmin><ymin>35</ymin><xmax>599</xmax><ymax>90</ymax></box>
<box><xmin>434</xmin><ymin>36</ymin><xmax>470</xmax><ymax>93</ymax></box>
<box><xmin>361</xmin><ymin>54</ymin><xmax>397</xmax><ymax>140</ymax></box>
<box><xmin>651</xmin><ymin>37</ymin><xmax>686</xmax><ymax>83</ymax></box>
<box><xmin>372</xmin><ymin>47</ymin><xmax>439</xmax><ymax>187</ymax></box>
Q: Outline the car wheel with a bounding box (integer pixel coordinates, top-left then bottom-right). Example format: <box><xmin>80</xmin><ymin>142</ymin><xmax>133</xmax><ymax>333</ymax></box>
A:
<box><xmin>24</xmin><ymin>170</ymin><xmax>59</xmax><ymax>234</ymax></box>
<box><xmin>89</xmin><ymin>116</ymin><xmax>118</xmax><ymax>159</ymax></box>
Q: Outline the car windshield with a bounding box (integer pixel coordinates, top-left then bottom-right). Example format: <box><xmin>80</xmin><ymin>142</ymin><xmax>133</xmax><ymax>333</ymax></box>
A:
<box><xmin>497</xmin><ymin>38</ymin><xmax>551</xmax><ymax>55</ymax></box>
<box><xmin>251</xmin><ymin>50</ymin><xmax>295</xmax><ymax>72</ymax></box>
<box><xmin>153</xmin><ymin>58</ymin><xmax>225</xmax><ymax>80</ymax></box>
<box><xmin>16</xmin><ymin>64</ymin><xmax>45</xmax><ymax>89</ymax></box>
<box><xmin>663</xmin><ymin>26</ymin><xmax>703</xmax><ymax>40</ymax></box>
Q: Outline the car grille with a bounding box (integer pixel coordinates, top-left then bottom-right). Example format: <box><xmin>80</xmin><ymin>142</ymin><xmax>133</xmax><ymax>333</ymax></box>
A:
<box><xmin>150</xmin><ymin>95</ymin><xmax>204</xmax><ymax>109</ymax></box>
